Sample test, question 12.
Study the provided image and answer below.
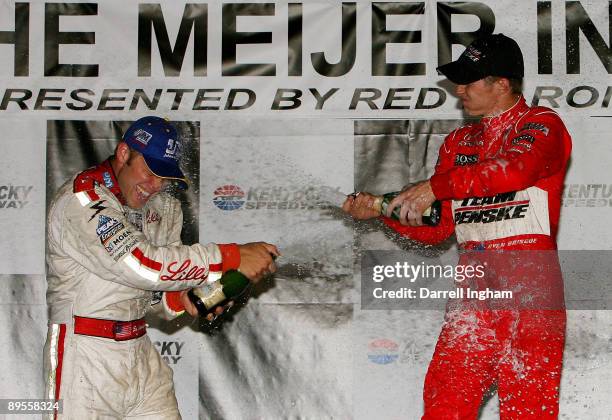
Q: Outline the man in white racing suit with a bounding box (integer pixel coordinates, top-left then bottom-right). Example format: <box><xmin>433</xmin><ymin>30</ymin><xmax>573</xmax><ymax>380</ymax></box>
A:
<box><xmin>44</xmin><ymin>116</ymin><xmax>278</xmax><ymax>419</ymax></box>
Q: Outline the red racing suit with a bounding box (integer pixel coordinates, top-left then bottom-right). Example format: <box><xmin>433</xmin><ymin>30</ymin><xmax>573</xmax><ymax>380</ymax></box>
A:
<box><xmin>383</xmin><ymin>97</ymin><xmax>572</xmax><ymax>419</ymax></box>
<box><xmin>44</xmin><ymin>159</ymin><xmax>241</xmax><ymax>419</ymax></box>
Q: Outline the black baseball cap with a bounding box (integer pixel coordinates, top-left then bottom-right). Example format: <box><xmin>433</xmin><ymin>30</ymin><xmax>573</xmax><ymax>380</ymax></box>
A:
<box><xmin>436</xmin><ymin>33</ymin><xmax>524</xmax><ymax>84</ymax></box>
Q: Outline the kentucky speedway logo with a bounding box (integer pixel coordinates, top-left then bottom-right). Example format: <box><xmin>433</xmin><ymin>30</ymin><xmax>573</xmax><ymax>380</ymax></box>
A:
<box><xmin>213</xmin><ymin>185</ymin><xmax>343</xmax><ymax>211</ymax></box>
<box><xmin>0</xmin><ymin>185</ymin><xmax>33</xmax><ymax>209</ymax></box>
<box><xmin>367</xmin><ymin>338</ymin><xmax>399</xmax><ymax>365</ymax></box>
<box><xmin>213</xmin><ymin>185</ymin><xmax>246</xmax><ymax>210</ymax></box>
<box><xmin>563</xmin><ymin>183</ymin><xmax>612</xmax><ymax>207</ymax></box>
<box><xmin>153</xmin><ymin>341</ymin><xmax>185</xmax><ymax>365</ymax></box>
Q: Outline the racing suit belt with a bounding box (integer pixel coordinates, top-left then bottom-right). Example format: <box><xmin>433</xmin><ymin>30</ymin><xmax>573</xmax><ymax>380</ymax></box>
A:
<box><xmin>73</xmin><ymin>316</ymin><xmax>146</xmax><ymax>341</ymax></box>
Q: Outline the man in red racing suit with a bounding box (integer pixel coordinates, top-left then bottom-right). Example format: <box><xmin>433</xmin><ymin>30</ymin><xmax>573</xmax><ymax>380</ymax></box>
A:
<box><xmin>344</xmin><ymin>34</ymin><xmax>571</xmax><ymax>419</ymax></box>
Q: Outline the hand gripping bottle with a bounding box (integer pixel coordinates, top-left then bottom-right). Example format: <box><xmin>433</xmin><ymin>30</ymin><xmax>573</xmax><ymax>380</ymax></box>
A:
<box><xmin>187</xmin><ymin>270</ymin><xmax>250</xmax><ymax>317</ymax></box>
<box><xmin>371</xmin><ymin>191</ymin><xmax>441</xmax><ymax>226</ymax></box>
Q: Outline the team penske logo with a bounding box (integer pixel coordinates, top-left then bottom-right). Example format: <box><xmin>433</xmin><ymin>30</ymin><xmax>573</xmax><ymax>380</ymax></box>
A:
<box><xmin>454</xmin><ymin>192</ymin><xmax>529</xmax><ymax>225</ymax></box>
<box><xmin>96</xmin><ymin>215</ymin><xmax>125</xmax><ymax>244</ymax></box>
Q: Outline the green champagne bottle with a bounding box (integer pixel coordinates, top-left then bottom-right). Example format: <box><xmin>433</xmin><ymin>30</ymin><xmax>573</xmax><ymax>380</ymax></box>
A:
<box><xmin>372</xmin><ymin>191</ymin><xmax>441</xmax><ymax>226</ymax></box>
<box><xmin>187</xmin><ymin>270</ymin><xmax>250</xmax><ymax>317</ymax></box>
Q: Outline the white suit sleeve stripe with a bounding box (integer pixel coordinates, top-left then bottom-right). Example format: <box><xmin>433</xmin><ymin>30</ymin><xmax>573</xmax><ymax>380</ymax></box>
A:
<box><xmin>123</xmin><ymin>254</ymin><xmax>161</xmax><ymax>282</ymax></box>
<box><xmin>75</xmin><ymin>191</ymin><xmax>91</xmax><ymax>206</ymax></box>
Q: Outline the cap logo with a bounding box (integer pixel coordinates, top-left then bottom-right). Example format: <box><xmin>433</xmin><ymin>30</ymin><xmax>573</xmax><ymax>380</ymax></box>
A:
<box><xmin>132</xmin><ymin>129</ymin><xmax>152</xmax><ymax>146</ymax></box>
<box><xmin>164</xmin><ymin>138</ymin><xmax>179</xmax><ymax>160</ymax></box>
<box><xmin>465</xmin><ymin>46</ymin><xmax>482</xmax><ymax>62</ymax></box>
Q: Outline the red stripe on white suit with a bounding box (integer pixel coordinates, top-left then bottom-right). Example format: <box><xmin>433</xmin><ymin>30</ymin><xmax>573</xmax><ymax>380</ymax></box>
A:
<box><xmin>131</xmin><ymin>247</ymin><xmax>162</xmax><ymax>271</ymax></box>
<box><xmin>53</xmin><ymin>324</ymin><xmax>66</xmax><ymax>420</ymax></box>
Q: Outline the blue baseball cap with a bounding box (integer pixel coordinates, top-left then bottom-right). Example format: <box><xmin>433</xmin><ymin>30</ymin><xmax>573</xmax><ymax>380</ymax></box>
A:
<box><xmin>123</xmin><ymin>116</ymin><xmax>188</xmax><ymax>190</ymax></box>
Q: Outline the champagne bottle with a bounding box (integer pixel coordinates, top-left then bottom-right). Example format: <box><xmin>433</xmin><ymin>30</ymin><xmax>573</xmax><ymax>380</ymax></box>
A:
<box><xmin>187</xmin><ymin>270</ymin><xmax>250</xmax><ymax>317</ymax></box>
<box><xmin>371</xmin><ymin>191</ymin><xmax>441</xmax><ymax>226</ymax></box>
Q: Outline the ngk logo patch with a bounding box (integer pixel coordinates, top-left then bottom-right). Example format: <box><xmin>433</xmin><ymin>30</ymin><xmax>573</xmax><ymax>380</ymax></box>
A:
<box><xmin>102</xmin><ymin>172</ymin><xmax>114</xmax><ymax>189</ymax></box>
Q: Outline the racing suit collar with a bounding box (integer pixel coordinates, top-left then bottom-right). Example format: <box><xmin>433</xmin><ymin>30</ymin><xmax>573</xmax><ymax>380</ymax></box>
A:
<box><xmin>481</xmin><ymin>96</ymin><xmax>527</xmax><ymax>129</ymax></box>
<box><xmin>85</xmin><ymin>158</ymin><xmax>127</xmax><ymax>205</ymax></box>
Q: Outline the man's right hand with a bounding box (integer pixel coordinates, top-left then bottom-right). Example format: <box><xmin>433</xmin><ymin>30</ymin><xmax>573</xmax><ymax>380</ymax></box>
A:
<box><xmin>237</xmin><ymin>242</ymin><xmax>280</xmax><ymax>283</ymax></box>
<box><xmin>386</xmin><ymin>180</ymin><xmax>436</xmax><ymax>226</ymax></box>
<box><xmin>342</xmin><ymin>192</ymin><xmax>381</xmax><ymax>220</ymax></box>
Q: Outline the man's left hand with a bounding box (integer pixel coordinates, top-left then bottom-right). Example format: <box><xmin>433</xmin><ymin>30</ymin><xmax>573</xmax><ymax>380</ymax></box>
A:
<box><xmin>386</xmin><ymin>181</ymin><xmax>436</xmax><ymax>226</ymax></box>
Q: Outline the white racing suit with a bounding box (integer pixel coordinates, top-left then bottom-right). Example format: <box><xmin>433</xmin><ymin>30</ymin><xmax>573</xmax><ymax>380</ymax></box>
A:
<box><xmin>43</xmin><ymin>160</ymin><xmax>240</xmax><ymax>419</ymax></box>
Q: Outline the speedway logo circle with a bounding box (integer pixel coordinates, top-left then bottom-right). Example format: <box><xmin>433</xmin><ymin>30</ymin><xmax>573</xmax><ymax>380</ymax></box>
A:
<box><xmin>213</xmin><ymin>185</ymin><xmax>245</xmax><ymax>210</ymax></box>
<box><xmin>367</xmin><ymin>338</ymin><xmax>399</xmax><ymax>365</ymax></box>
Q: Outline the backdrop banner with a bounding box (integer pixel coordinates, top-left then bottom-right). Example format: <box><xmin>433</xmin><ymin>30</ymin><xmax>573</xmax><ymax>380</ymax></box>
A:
<box><xmin>0</xmin><ymin>1</ymin><xmax>611</xmax><ymax>418</ymax></box>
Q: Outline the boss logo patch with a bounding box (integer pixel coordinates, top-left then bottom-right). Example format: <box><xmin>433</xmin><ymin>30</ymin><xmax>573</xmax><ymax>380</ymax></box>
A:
<box><xmin>455</xmin><ymin>154</ymin><xmax>479</xmax><ymax>166</ymax></box>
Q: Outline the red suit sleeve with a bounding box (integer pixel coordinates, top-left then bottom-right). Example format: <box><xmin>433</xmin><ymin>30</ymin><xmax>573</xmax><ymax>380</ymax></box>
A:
<box><xmin>163</xmin><ymin>292</ymin><xmax>185</xmax><ymax>314</ymax></box>
<box><xmin>429</xmin><ymin>110</ymin><xmax>571</xmax><ymax>200</ymax></box>
<box><xmin>380</xmin><ymin>131</ymin><xmax>458</xmax><ymax>245</ymax></box>
<box><xmin>381</xmin><ymin>200</ymin><xmax>455</xmax><ymax>245</ymax></box>
<box><xmin>218</xmin><ymin>243</ymin><xmax>241</xmax><ymax>273</ymax></box>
